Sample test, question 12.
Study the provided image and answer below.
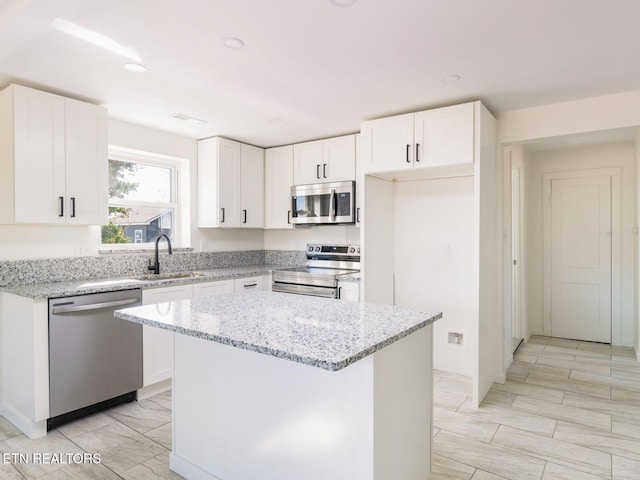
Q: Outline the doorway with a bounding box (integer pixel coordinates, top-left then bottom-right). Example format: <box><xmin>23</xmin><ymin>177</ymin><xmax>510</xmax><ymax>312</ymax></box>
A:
<box><xmin>543</xmin><ymin>169</ymin><xmax>620</xmax><ymax>343</ymax></box>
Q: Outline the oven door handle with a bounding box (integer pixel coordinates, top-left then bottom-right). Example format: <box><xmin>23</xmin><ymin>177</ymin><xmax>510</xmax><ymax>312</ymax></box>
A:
<box><xmin>272</xmin><ymin>283</ymin><xmax>337</xmax><ymax>298</ymax></box>
<box><xmin>329</xmin><ymin>188</ymin><xmax>337</xmax><ymax>221</ymax></box>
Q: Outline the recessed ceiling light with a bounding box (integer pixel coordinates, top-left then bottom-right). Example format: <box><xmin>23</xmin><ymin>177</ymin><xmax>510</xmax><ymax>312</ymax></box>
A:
<box><xmin>172</xmin><ymin>113</ymin><xmax>206</xmax><ymax>125</ymax></box>
<box><xmin>329</xmin><ymin>0</ymin><xmax>356</xmax><ymax>6</ymax></box>
<box><xmin>268</xmin><ymin>117</ymin><xmax>283</xmax><ymax>124</ymax></box>
<box><xmin>440</xmin><ymin>74</ymin><xmax>461</xmax><ymax>84</ymax></box>
<box><xmin>123</xmin><ymin>63</ymin><xmax>146</xmax><ymax>73</ymax></box>
<box><xmin>223</xmin><ymin>37</ymin><xmax>245</xmax><ymax>49</ymax></box>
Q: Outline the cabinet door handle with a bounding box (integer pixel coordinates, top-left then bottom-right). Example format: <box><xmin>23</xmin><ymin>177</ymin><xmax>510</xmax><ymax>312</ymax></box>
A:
<box><xmin>356</xmin><ymin>207</ymin><xmax>360</xmax><ymax>223</ymax></box>
<box><xmin>58</xmin><ymin>196</ymin><xmax>64</xmax><ymax>217</ymax></box>
<box><xmin>406</xmin><ymin>144</ymin><xmax>411</xmax><ymax>163</ymax></box>
<box><xmin>70</xmin><ymin>197</ymin><xmax>76</xmax><ymax>218</ymax></box>
<box><xmin>243</xmin><ymin>209</ymin><xmax>247</xmax><ymax>224</ymax></box>
<box><xmin>316</xmin><ymin>164</ymin><xmax>320</xmax><ymax>179</ymax></box>
<box><xmin>416</xmin><ymin>143</ymin><xmax>420</xmax><ymax>162</ymax></box>
<box><xmin>287</xmin><ymin>210</ymin><xmax>291</xmax><ymax>224</ymax></box>
<box><xmin>338</xmin><ymin>286</ymin><xmax>342</xmax><ymax>299</ymax></box>
<box><xmin>323</xmin><ymin>163</ymin><xmax>327</xmax><ymax>178</ymax></box>
<box><xmin>221</xmin><ymin>208</ymin><xmax>225</xmax><ymax>223</ymax></box>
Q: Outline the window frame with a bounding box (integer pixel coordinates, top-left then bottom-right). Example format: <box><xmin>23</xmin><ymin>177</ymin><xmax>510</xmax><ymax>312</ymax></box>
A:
<box><xmin>102</xmin><ymin>146</ymin><xmax>185</xmax><ymax>250</ymax></box>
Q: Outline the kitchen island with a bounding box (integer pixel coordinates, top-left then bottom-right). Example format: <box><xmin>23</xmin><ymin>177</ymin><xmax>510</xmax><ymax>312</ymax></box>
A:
<box><xmin>115</xmin><ymin>291</ymin><xmax>442</xmax><ymax>480</ymax></box>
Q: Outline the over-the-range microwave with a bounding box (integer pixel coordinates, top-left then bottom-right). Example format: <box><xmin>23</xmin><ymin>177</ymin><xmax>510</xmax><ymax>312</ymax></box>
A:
<box><xmin>291</xmin><ymin>180</ymin><xmax>355</xmax><ymax>226</ymax></box>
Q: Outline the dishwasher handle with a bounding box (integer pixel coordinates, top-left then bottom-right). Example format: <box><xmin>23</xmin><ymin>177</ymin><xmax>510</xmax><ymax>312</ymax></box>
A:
<box><xmin>51</xmin><ymin>298</ymin><xmax>139</xmax><ymax>314</ymax></box>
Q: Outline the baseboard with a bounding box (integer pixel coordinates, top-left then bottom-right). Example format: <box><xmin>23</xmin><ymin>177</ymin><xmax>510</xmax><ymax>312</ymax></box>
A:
<box><xmin>1</xmin><ymin>403</ymin><xmax>47</xmax><ymax>439</ymax></box>
<box><xmin>137</xmin><ymin>379</ymin><xmax>171</xmax><ymax>401</ymax></box>
<box><xmin>170</xmin><ymin>452</ymin><xmax>222</xmax><ymax>480</ymax></box>
<box><xmin>494</xmin><ymin>372</ymin><xmax>507</xmax><ymax>384</ymax></box>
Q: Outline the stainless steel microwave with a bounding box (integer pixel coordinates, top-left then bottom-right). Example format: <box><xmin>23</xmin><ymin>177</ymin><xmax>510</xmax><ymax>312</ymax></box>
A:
<box><xmin>291</xmin><ymin>181</ymin><xmax>355</xmax><ymax>225</ymax></box>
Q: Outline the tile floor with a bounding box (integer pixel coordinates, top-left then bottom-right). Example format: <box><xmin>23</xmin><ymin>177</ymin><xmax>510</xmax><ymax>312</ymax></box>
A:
<box><xmin>0</xmin><ymin>389</ymin><xmax>183</xmax><ymax>479</ymax></box>
<box><xmin>431</xmin><ymin>335</ymin><xmax>640</xmax><ymax>480</ymax></box>
<box><xmin>0</xmin><ymin>335</ymin><xmax>637</xmax><ymax>479</ymax></box>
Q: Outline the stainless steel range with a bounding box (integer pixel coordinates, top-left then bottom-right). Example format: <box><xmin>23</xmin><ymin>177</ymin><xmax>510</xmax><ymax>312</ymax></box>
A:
<box><xmin>272</xmin><ymin>244</ymin><xmax>360</xmax><ymax>298</ymax></box>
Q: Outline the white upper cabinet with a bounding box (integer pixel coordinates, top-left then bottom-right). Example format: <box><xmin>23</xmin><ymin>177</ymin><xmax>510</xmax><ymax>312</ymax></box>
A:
<box><xmin>0</xmin><ymin>84</ymin><xmax>107</xmax><ymax>224</ymax></box>
<box><xmin>217</xmin><ymin>138</ymin><xmax>242</xmax><ymax>228</ymax></box>
<box><xmin>293</xmin><ymin>139</ymin><xmax>323</xmax><ymax>185</ymax></box>
<box><xmin>413</xmin><ymin>102</ymin><xmax>474</xmax><ymax>168</ymax></box>
<box><xmin>198</xmin><ymin>137</ymin><xmax>264</xmax><ymax>228</ymax></box>
<box><xmin>264</xmin><ymin>145</ymin><xmax>294</xmax><ymax>229</ymax></box>
<box><xmin>64</xmin><ymin>97</ymin><xmax>109</xmax><ymax>225</ymax></box>
<box><xmin>360</xmin><ymin>113</ymin><xmax>414</xmax><ymax>174</ymax></box>
<box><xmin>293</xmin><ymin>134</ymin><xmax>356</xmax><ymax>185</ymax></box>
<box><xmin>361</xmin><ymin>102</ymin><xmax>475</xmax><ymax>175</ymax></box>
<box><xmin>240</xmin><ymin>143</ymin><xmax>265</xmax><ymax>228</ymax></box>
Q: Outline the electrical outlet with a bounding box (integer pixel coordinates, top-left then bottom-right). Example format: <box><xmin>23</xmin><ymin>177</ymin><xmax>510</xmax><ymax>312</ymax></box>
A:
<box><xmin>448</xmin><ymin>332</ymin><xmax>464</xmax><ymax>346</ymax></box>
<box><xmin>74</xmin><ymin>244</ymin><xmax>89</xmax><ymax>256</ymax></box>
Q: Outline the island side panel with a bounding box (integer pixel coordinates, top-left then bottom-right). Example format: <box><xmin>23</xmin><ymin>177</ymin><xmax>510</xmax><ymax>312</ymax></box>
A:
<box><xmin>171</xmin><ymin>334</ymin><xmax>375</xmax><ymax>480</ymax></box>
<box><xmin>0</xmin><ymin>293</ymin><xmax>49</xmax><ymax>439</ymax></box>
<box><xmin>373</xmin><ymin>325</ymin><xmax>432</xmax><ymax>480</ymax></box>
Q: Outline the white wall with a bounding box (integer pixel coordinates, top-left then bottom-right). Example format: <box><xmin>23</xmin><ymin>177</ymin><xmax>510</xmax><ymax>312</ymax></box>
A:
<box><xmin>498</xmin><ymin>89</ymin><xmax>640</xmax><ymax>144</ymax></box>
<box><xmin>264</xmin><ymin>226</ymin><xmax>359</xmax><ymax>251</ymax></box>
<box><xmin>524</xmin><ymin>142</ymin><xmax>636</xmax><ymax>346</ymax></box>
<box><xmin>393</xmin><ymin>177</ymin><xmax>475</xmax><ymax>377</ymax></box>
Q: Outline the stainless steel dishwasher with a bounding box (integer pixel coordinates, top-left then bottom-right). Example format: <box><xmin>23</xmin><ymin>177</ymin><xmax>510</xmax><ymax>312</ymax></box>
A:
<box><xmin>48</xmin><ymin>289</ymin><xmax>143</xmax><ymax>429</ymax></box>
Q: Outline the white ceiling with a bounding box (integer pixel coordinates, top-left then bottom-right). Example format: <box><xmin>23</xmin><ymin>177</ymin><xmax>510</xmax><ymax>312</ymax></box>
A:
<box><xmin>2</xmin><ymin>0</ymin><xmax>640</xmax><ymax>148</ymax></box>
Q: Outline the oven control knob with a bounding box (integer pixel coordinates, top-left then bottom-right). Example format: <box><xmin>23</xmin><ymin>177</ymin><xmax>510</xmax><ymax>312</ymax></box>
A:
<box><xmin>349</xmin><ymin>247</ymin><xmax>355</xmax><ymax>253</ymax></box>
<box><xmin>357</xmin><ymin>247</ymin><xmax>360</xmax><ymax>254</ymax></box>
<box><xmin>308</xmin><ymin>246</ymin><xmax>314</xmax><ymax>252</ymax></box>
<box><xmin>315</xmin><ymin>246</ymin><xmax>321</xmax><ymax>252</ymax></box>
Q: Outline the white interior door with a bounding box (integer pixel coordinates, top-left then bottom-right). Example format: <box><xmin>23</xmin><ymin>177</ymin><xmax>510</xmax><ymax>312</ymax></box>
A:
<box><xmin>511</xmin><ymin>165</ymin><xmax>522</xmax><ymax>347</ymax></box>
<box><xmin>549</xmin><ymin>175</ymin><xmax>611</xmax><ymax>343</ymax></box>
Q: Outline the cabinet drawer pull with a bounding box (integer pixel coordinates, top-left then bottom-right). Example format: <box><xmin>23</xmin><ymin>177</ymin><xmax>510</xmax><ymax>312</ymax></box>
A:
<box><xmin>59</xmin><ymin>196</ymin><xmax>64</xmax><ymax>217</ymax></box>
<box><xmin>323</xmin><ymin>163</ymin><xmax>327</xmax><ymax>178</ymax></box>
<box><xmin>243</xmin><ymin>209</ymin><xmax>247</xmax><ymax>224</ymax></box>
<box><xmin>70</xmin><ymin>197</ymin><xmax>76</xmax><ymax>218</ymax></box>
<box><xmin>416</xmin><ymin>143</ymin><xmax>420</xmax><ymax>162</ymax></box>
<box><xmin>221</xmin><ymin>208</ymin><xmax>225</xmax><ymax>223</ymax></box>
<box><xmin>243</xmin><ymin>283</ymin><xmax>258</xmax><ymax>288</ymax></box>
<box><xmin>316</xmin><ymin>164</ymin><xmax>320</xmax><ymax>179</ymax></box>
<box><xmin>406</xmin><ymin>144</ymin><xmax>411</xmax><ymax>163</ymax></box>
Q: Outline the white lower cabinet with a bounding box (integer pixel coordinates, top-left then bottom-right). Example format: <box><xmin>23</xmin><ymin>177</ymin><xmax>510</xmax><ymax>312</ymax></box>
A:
<box><xmin>141</xmin><ymin>276</ymin><xmax>266</xmax><ymax>388</ymax></box>
<box><xmin>193</xmin><ymin>279</ymin><xmax>234</xmax><ymax>298</ymax></box>
<box><xmin>234</xmin><ymin>276</ymin><xmax>264</xmax><ymax>292</ymax></box>
<box><xmin>141</xmin><ymin>285</ymin><xmax>193</xmax><ymax>387</ymax></box>
<box><xmin>338</xmin><ymin>281</ymin><xmax>360</xmax><ymax>302</ymax></box>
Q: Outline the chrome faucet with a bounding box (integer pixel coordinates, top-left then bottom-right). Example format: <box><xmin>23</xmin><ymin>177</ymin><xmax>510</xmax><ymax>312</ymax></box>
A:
<box><xmin>148</xmin><ymin>234</ymin><xmax>173</xmax><ymax>275</ymax></box>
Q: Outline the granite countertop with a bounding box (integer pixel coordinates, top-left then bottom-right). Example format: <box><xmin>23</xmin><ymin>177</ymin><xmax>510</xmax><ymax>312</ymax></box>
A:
<box><xmin>0</xmin><ymin>265</ymin><xmax>287</xmax><ymax>299</ymax></box>
<box><xmin>115</xmin><ymin>291</ymin><xmax>441</xmax><ymax>371</ymax></box>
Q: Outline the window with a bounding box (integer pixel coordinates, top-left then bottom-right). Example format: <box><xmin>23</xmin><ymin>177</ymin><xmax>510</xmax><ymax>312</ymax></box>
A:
<box><xmin>102</xmin><ymin>148</ymin><xmax>184</xmax><ymax>247</ymax></box>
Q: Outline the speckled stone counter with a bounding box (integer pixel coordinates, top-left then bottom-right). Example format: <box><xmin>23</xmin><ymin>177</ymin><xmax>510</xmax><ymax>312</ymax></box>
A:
<box><xmin>120</xmin><ymin>291</ymin><xmax>440</xmax><ymax>480</ymax></box>
<box><xmin>115</xmin><ymin>291</ymin><xmax>440</xmax><ymax>371</ymax></box>
<box><xmin>0</xmin><ymin>265</ymin><xmax>287</xmax><ymax>299</ymax></box>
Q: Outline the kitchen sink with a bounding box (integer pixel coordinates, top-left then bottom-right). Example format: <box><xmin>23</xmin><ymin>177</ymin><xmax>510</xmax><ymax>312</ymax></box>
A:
<box><xmin>135</xmin><ymin>271</ymin><xmax>208</xmax><ymax>282</ymax></box>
